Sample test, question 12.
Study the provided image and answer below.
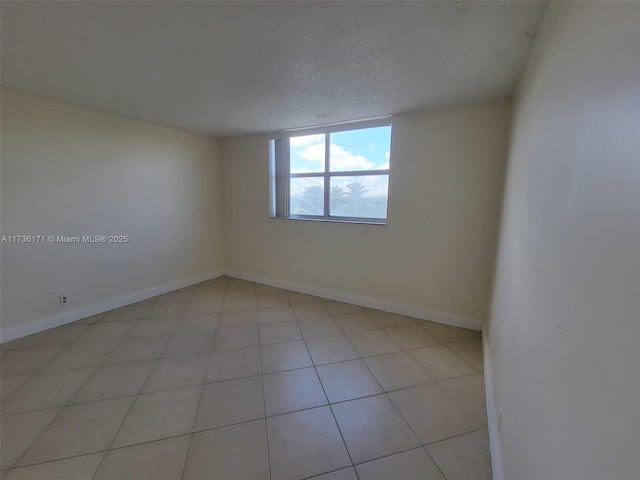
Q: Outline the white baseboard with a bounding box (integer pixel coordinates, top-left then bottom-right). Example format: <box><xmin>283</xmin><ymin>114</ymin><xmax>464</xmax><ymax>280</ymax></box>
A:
<box><xmin>225</xmin><ymin>269</ymin><xmax>483</xmax><ymax>331</ymax></box>
<box><xmin>482</xmin><ymin>325</ymin><xmax>504</xmax><ymax>480</ymax></box>
<box><xmin>0</xmin><ymin>269</ymin><xmax>224</xmax><ymax>343</ymax></box>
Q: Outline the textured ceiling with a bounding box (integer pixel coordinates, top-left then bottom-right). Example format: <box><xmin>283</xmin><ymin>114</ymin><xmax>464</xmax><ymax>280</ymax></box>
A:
<box><xmin>1</xmin><ymin>1</ymin><xmax>547</xmax><ymax>137</ymax></box>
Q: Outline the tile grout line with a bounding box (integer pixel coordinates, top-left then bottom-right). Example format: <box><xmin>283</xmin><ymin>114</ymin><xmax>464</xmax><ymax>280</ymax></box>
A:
<box><xmin>421</xmin><ymin>445</ymin><xmax>447</xmax><ymax>480</ymax></box>
<box><xmin>256</xmin><ymin>309</ymin><xmax>273</xmax><ymax>480</ymax></box>
<box><xmin>88</xmin><ymin>352</ymin><xmax>162</xmax><ymax>480</ymax></box>
<box><xmin>156</xmin><ymin>313</ymin><xmax>193</xmax><ymax>359</ymax></box>
<box><xmin>367</xmin><ymin>319</ymin><xmax>470</xmax><ymax>480</ymax></box>
<box><xmin>1</xmin><ymin>322</ymin><xmax>131</xmax><ymax>409</ymax></box>
<box><xmin>423</xmin><ymin>444</ymin><xmax>451</xmax><ymax>480</ymax></box>
<box><xmin>178</xmin><ymin>377</ymin><xmax>208</xmax><ymax>480</ymax></box>
<box><xmin>6</xmin><ymin>343</ymin><xmax>112</xmax><ymax>471</ymax></box>
<box><xmin>2</xmin><ymin>322</ymin><xmax>101</xmax><ymax>388</ymax></box>
<box><xmin>301</xmin><ymin>465</ymin><xmax>358</xmax><ymax>480</ymax></box>
<box><xmin>294</xmin><ymin>312</ymin><xmax>360</xmax><ymax>477</ymax></box>
<box><xmin>349</xmin><ymin>444</ymin><xmax>444</xmax><ymax>474</ymax></box>
<box><xmin>442</xmin><ymin>341</ymin><xmax>483</xmax><ymax>373</ymax></box>
<box><xmin>332</xmin><ymin>319</ymin><xmax>418</xmax><ymax>475</ymax></box>
<box><xmin>434</xmin><ymin>377</ymin><xmax>485</xmax><ymax>430</ymax></box>
<box><xmin>10</xmin><ymin>325</ymin><xmax>93</xmax><ymax>352</ymax></box>
<box><xmin>335</xmin><ymin>318</ymin><xmax>457</xmax><ymax>478</ymax></box>
<box><xmin>6</xmin><ymin>452</ymin><xmax>109</xmax><ymax>476</ymax></box>
<box><xmin>378</xmin><ymin>371</ymin><xmax>483</xmax><ymax>450</ymax></box>
<box><xmin>105</xmin><ymin>335</ymin><xmax>171</xmax><ymax>367</ymax></box>
<box><xmin>5</xmin><ymin>406</ymin><xmax>62</xmax><ymax>471</ymax></box>
<box><xmin>319</xmin><ymin>316</ymin><xmax>393</xmax><ymax>480</ymax></box>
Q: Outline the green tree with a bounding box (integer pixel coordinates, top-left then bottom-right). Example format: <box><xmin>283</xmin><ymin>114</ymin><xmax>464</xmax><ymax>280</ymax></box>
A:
<box><xmin>345</xmin><ymin>180</ymin><xmax>367</xmax><ymax>215</ymax></box>
<box><xmin>346</xmin><ymin>180</ymin><xmax>367</xmax><ymax>199</ymax></box>
<box><xmin>330</xmin><ymin>185</ymin><xmax>346</xmax><ymax>198</ymax></box>
<box><xmin>300</xmin><ymin>185</ymin><xmax>323</xmax><ymax>214</ymax></box>
<box><xmin>330</xmin><ymin>185</ymin><xmax>347</xmax><ymax>212</ymax></box>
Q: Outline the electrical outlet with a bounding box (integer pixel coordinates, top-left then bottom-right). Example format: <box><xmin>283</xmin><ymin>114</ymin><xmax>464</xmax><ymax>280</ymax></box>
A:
<box><xmin>416</xmin><ymin>293</ymin><xmax>423</xmax><ymax>304</ymax></box>
<box><xmin>59</xmin><ymin>295</ymin><xmax>68</xmax><ymax>306</ymax></box>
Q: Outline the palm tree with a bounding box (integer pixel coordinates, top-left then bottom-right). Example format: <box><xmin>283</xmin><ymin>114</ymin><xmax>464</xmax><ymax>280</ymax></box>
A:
<box><xmin>301</xmin><ymin>185</ymin><xmax>323</xmax><ymax>214</ymax></box>
<box><xmin>346</xmin><ymin>180</ymin><xmax>367</xmax><ymax>199</ymax></box>
<box><xmin>330</xmin><ymin>185</ymin><xmax>346</xmax><ymax>198</ymax></box>
<box><xmin>329</xmin><ymin>185</ymin><xmax>348</xmax><ymax>214</ymax></box>
<box><xmin>345</xmin><ymin>180</ymin><xmax>367</xmax><ymax>215</ymax></box>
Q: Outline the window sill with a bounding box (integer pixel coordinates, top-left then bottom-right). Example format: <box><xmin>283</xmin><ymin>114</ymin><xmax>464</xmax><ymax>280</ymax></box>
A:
<box><xmin>270</xmin><ymin>216</ymin><xmax>387</xmax><ymax>226</ymax></box>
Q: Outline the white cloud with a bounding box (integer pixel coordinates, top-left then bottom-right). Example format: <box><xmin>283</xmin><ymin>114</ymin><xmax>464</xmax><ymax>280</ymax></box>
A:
<box><xmin>298</xmin><ymin>143</ymin><xmax>324</xmax><ymax>162</ymax></box>
<box><xmin>290</xmin><ymin>140</ymin><xmax>324</xmax><ymax>173</ymax></box>
<box><xmin>385</xmin><ymin>150</ymin><xmax>390</xmax><ymax>160</ymax></box>
<box><xmin>289</xmin><ymin>134</ymin><xmax>324</xmax><ymax>148</ymax></box>
<box><xmin>378</xmin><ymin>162</ymin><xmax>389</xmax><ymax>170</ymax></box>
<box><xmin>293</xmin><ymin>142</ymin><xmax>375</xmax><ymax>172</ymax></box>
<box><xmin>326</xmin><ymin>144</ymin><xmax>375</xmax><ymax>171</ymax></box>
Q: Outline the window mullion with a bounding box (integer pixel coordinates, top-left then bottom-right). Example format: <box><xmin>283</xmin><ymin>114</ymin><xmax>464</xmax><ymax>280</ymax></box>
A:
<box><xmin>277</xmin><ymin>138</ymin><xmax>290</xmax><ymax>218</ymax></box>
<box><xmin>290</xmin><ymin>172</ymin><xmax>325</xmax><ymax>178</ymax></box>
<box><xmin>324</xmin><ymin>133</ymin><xmax>330</xmax><ymax>218</ymax></box>
<box><xmin>286</xmin><ymin>138</ymin><xmax>292</xmax><ymax>217</ymax></box>
<box><xmin>329</xmin><ymin>169</ymin><xmax>389</xmax><ymax>177</ymax></box>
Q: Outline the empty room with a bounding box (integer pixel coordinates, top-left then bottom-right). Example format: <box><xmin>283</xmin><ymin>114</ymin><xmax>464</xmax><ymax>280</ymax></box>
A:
<box><xmin>1</xmin><ymin>1</ymin><xmax>638</xmax><ymax>480</ymax></box>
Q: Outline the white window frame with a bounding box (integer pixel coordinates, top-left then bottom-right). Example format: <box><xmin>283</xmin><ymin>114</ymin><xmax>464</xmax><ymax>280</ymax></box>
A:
<box><xmin>270</xmin><ymin>117</ymin><xmax>391</xmax><ymax>224</ymax></box>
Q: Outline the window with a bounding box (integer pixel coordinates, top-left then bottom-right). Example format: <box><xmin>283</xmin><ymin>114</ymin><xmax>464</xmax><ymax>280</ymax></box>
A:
<box><xmin>270</xmin><ymin>119</ymin><xmax>392</xmax><ymax>224</ymax></box>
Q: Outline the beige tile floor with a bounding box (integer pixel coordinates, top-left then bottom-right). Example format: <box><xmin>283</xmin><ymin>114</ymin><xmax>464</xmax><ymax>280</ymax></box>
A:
<box><xmin>0</xmin><ymin>277</ymin><xmax>491</xmax><ymax>480</ymax></box>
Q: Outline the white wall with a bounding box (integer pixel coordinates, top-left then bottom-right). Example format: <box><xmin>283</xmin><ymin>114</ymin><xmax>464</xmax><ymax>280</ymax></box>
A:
<box><xmin>1</xmin><ymin>89</ymin><xmax>224</xmax><ymax>339</ymax></box>
<box><xmin>486</xmin><ymin>3</ymin><xmax>640</xmax><ymax>479</ymax></box>
<box><xmin>222</xmin><ymin>100</ymin><xmax>510</xmax><ymax>328</ymax></box>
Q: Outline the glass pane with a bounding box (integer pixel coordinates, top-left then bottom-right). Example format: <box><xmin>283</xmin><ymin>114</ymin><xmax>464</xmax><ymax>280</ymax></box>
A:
<box><xmin>290</xmin><ymin>177</ymin><xmax>324</xmax><ymax>216</ymax></box>
<box><xmin>290</xmin><ymin>134</ymin><xmax>325</xmax><ymax>173</ymax></box>
<box><xmin>330</xmin><ymin>175</ymin><xmax>389</xmax><ymax>219</ymax></box>
<box><xmin>329</xmin><ymin>126</ymin><xmax>391</xmax><ymax>172</ymax></box>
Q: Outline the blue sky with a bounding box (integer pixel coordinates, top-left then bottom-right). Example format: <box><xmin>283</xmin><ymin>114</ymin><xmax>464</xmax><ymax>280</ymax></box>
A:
<box><xmin>290</xmin><ymin>125</ymin><xmax>391</xmax><ymax>174</ymax></box>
